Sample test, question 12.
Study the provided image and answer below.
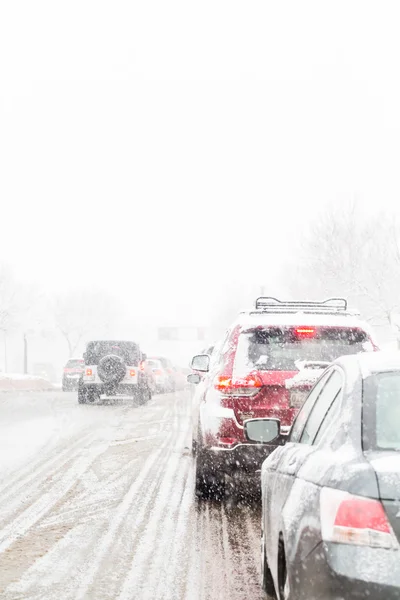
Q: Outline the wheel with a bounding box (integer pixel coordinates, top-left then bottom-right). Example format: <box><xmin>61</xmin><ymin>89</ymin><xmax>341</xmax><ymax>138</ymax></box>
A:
<box><xmin>261</xmin><ymin>531</ymin><xmax>277</xmax><ymax>599</ymax></box>
<box><xmin>278</xmin><ymin>541</ymin><xmax>291</xmax><ymax>600</ymax></box>
<box><xmin>78</xmin><ymin>386</ymin><xmax>97</xmax><ymax>404</ymax></box>
<box><xmin>135</xmin><ymin>385</ymin><xmax>151</xmax><ymax>405</ymax></box>
<box><xmin>78</xmin><ymin>387</ymin><xmax>87</xmax><ymax>404</ymax></box>
<box><xmin>195</xmin><ymin>449</ymin><xmax>224</xmax><ymax>500</ymax></box>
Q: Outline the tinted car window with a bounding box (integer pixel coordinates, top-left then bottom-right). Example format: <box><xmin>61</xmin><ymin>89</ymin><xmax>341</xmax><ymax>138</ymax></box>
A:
<box><xmin>312</xmin><ymin>392</ymin><xmax>341</xmax><ymax>446</ymax></box>
<box><xmin>66</xmin><ymin>359</ymin><xmax>83</xmax><ymax>368</ymax></box>
<box><xmin>234</xmin><ymin>327</ymin><xmax>368</xmax><ymax>372</ymax></box>
<box><xmin>289</xmin><ymin>370</ymin><xmax>332</xmax><ymax>443</ymax></box>
<box><xmin>300</xmin><ymin>370</ymin><xmax>343</xmax><ymax>445</ymax></box>
<box><xmin>86</xmin><ymin>341</ymin><xmax>140</xmax><ymax>365</ymax></box>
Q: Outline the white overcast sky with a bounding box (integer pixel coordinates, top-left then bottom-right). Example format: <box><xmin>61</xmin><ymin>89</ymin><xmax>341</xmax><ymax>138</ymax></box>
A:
<box><xmin>1</xmin><ymin>1</ymin><xmax>400</xmax><ymax>325</ymax></box>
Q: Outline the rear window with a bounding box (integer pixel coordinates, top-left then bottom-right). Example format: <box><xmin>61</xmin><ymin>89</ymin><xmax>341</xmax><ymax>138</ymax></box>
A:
<box><xmin>364</xmin><ymin>372</ymin><xmax>400</xmax><ymax>451</ymax></box>
<box><xmin>235</xmin><ymin>327</ymin><xmax>369</xmax><ymax>372</ymax></box>
<box><xmin>147</xmin><ymin>360</ymin><xmax>161</xmax><ymax>368</ymax></box>
<box><xmin>66</xmin><ymin>359</ymin><xmax>83</xmax><ymax>368</ymax></box>
<box><xmin>85</xmin><ymin>341</ymin><xmax>140</xmax><ymax>366</ymax></box>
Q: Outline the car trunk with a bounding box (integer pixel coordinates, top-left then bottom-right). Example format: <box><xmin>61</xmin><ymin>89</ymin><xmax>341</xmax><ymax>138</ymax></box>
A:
<box><xmin>221</xmin><ymin>370</ymin><xmax>298</xmax><ymax>426</ymax></box>
<box><xmin>367</xmin><ymin>452</ymin><xmax>400</xmax><ymax>542</ymax></box>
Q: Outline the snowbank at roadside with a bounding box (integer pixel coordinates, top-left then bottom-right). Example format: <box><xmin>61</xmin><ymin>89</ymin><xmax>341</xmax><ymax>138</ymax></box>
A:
<box><xmin>0</xmin><ymin>373</ymin><xmax>55</xmax><ymax>392</ymax></box>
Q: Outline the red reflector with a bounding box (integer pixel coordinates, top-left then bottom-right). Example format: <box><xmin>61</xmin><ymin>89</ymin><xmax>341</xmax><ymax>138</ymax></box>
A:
<box><xmin>295</xmin><ymin>327</ymin><xmax>316</xmax><ymax>338</ymax></box>
<box><xmin>218</xmin><ymin>437</ymin><xmax>237</xmax><ymax>446</ymax></box>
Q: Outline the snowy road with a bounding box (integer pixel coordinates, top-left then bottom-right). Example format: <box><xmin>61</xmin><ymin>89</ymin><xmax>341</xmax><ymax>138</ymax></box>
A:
<box><xmin>0</xmin><ymin>390</ymin><xmax>263</xmax><ymax>600</ymax></box>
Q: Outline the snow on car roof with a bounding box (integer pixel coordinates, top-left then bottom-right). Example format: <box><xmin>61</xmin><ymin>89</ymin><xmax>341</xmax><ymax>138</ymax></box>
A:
<box><xmin>341</xmin><ymin>351</ymin><xmax>400</xmax><ymax>378</ymax></box>
<box><xmin>235</xmin><ymin>310</ymin><xmax>373</xmax><ymax>331</ymax></box>
<box><xmin>285</xmin><ymin>366</ymin><xmax>326</xmax><ymax>389</ymax></box>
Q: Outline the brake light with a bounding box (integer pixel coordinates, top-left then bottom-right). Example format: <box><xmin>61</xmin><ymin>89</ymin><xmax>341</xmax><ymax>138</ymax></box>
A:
<box><xmin>139</xmin><ymin>361</ymin><xmax>145</xmax><ymax>371</ymax></box>
<box><xmin>130</xmin><ymin>369</ymin><xmax>136</xmax><ymax>377</ymax></box>
<box><xmin>214</xmin><ymin>373</ymin><xmax>262</xmax><ymax>397</ymax></box>
<box><xmin>320</xmin><ymin>488</ymin><xmax>398</xmax><ymax>549</ymax></box>
<box><xmin>295</xmin><ymin>327</ymin><xmax>316</xmax><ymax>338</ymax></box>
<box><xmin>153</xmin><ymin>369</ymin><xmax>163</xmax><ymax>376</ymax></box>
<box><xmin>86</xmin><ymin>368</ymin><xmax>92</xmax><ymax>376</ymax></box>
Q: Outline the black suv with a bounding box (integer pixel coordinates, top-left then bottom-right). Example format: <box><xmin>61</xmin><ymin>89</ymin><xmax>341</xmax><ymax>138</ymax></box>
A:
<box><xmin>78</xmin><ymin>340</ymin><xmax>151</xmax><ymax>405</ymax></box>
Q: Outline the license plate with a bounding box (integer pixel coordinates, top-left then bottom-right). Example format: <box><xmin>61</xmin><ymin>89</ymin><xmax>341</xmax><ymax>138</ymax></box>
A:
<box><xmin>290</xmin><ymin>390</ymin><xmax>308</xmax><ymax>408</ymax></box>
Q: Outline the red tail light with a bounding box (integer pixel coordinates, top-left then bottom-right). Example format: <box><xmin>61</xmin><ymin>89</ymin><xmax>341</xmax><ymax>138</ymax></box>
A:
<box><xmin>320</xmin><ymin>488</ymin><xmax>398</xmax><ymax>549</ymax></box>
<box><xmin>139</xmin><ymin>361</ymin><xmax>145</xmax><ymax>371</ymax></box>
<box><xmin>295</xmin><ymin>327</ymin><xmax>316</xmax><ymax>338</ymax></box>
<box><xmin>214</xmin><ymin>373</ymin><xmax>263</xmax><ymax>397</ymax></box>
<box><xmin>153</xmin><ymin>369</ymin><xmax>163</xmax><ymax>376</ymax></box>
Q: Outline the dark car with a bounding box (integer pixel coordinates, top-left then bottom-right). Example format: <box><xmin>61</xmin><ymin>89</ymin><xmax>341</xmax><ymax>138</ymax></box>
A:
<box><xmin>62</xmin><ymin>357</ymin><xmax>84</xmax><ymax>391</ymax></box>
<box><xmin>79</xmin><ymin>340</ymin><xmax>152</xmax><ymax>404</ymax></box>
<box><xmin>245</xmin><ymin>351</ymin><xmax>400</xmax><ymax>600</ymax></box>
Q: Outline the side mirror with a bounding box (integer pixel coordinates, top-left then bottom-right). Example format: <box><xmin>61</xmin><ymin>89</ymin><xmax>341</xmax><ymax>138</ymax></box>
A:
<box><xmin>187</xmin><ymin>373</ymin><xmax>201</xmax><ymax>385</ymax></box>
<box><xmin>244</xmin><ymin>418</ymin><xmax>281</xmax><ymax>444</ymax></box>
<box><xmin>191</xmin><ymin>354</ymin><xmax>210</xmax><ymax>372</ymax></box>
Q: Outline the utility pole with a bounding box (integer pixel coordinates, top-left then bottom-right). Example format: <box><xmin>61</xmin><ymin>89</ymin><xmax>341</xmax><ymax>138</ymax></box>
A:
<box><xmin>23</xmin><ymin>333</ymin><xmax>28</xmax><ymax>374</ymax></box>
<box><xmin>3</xmin><ymin>331</ymin><xmax>7</xmax><ymax>373</ymax></box>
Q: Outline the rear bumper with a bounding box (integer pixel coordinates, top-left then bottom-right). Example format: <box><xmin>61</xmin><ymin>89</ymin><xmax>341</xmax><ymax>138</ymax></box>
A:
<box><xmin>291</xmin><ymin>541</ymin><xmax>400</xmax><ymax>599</ymax></box>
<box><xmin>205</xmin><ymin>443</ymin><xmax>280</xmax><ymax>475</ymax></box>
<box><xmin>81</xmin><ymin>383</ymin><xmax>138</xmax><ymax>396</ymax></box>
<box><xmin>63</xmin><ymin>377</ymin><xmax>80</xmax><ymax>388</ymax></box>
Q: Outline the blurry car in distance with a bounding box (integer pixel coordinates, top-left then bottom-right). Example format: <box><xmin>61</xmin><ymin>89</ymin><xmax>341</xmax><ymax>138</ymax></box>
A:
<box><xmin>146</xmin><ymin>358</ymin><xmax>169</xmax><ymax>393</ymax></box>
<box><xmin>148</xmin><ymin>356</ymin><xmax>176</xmax><ymax>392</ymax></box>
<box><xmin>79</xmin><ymin>340</ymin><xmax>151</xmax><ymax>404</ymax></box>
<box><xmin>249</xmin><ymin>351</ymin><xmax>400</xmax><ymax>600</ymax></box>
<box><xmin>62</xmin><ymin>357</ymin><xmax>84</xmax><ymax>391</ymax></box>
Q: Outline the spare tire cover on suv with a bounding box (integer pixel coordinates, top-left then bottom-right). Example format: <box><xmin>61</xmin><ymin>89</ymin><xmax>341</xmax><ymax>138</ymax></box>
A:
<box><xmin>97</xmin><ymin>354</ymin><xmax>126</xmax><ymax>384</ymax></box>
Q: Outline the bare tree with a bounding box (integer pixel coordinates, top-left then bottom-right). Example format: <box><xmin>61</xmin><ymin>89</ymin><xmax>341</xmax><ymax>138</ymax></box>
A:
<box><xmin>54</xmin><ymin>290</ymin><xmax>117</xmax><ymax>357</ymax></box>
<box><xmin>283</xmin><ymin>201</ymin><xmax>400</xmax><ymax>338</ymax></box>
<box><xmin>0</xmin><ymin>266</ymin><xmax>26</xmax><ymax>371</ymax></box>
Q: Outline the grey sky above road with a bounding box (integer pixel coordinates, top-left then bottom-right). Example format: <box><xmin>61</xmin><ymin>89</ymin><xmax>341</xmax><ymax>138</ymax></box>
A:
<box><xmin>1</xmin><ymin>0</ymin><xmax>400</xmax><ymax>326</ymax></box>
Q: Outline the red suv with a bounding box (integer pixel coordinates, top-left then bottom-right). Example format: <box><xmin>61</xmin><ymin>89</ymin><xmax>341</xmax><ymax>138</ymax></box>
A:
<box><xmin>190</xmin><ymin>297</ymin><xmax>378</xmax><ymax>498</ymax></box>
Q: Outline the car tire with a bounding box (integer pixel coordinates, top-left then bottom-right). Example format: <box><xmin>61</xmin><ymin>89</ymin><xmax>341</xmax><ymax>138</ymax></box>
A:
<box><xmin>78</xmin><ymin>387</ymin><xmax>87</xmax><ymax>404</ymax></box>
<box><xmin>261</xmin><ymin>532</ymin><xmax>277</xmax><ymax>599</ymax></box>
<box><xmin>135</xmin><ymin>386</ymin><xmax>151</xmax><ymax>406</ymax></box>
<box><xmin>278</xmin><ymin>540</ymin><xmax>291</xmax><ymax>600</ymax></box>
<box><xmin>78</xmin><ymin>386</ymin><xmax>97</xmax><ymax>404</ymax></box>
<box><xmin>195</xmin><ymin>449</ymin><xmax>224</xmax><ymax>500</ymax></box>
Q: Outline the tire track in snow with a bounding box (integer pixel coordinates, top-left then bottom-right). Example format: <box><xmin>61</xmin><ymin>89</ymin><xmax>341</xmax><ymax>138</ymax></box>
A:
<box><xmin>116</xmin><ymin>415</ymin><xmax>191</xmax><ymax>600</ymax></box>
<box><xmin>0</xmin><ymin>431</ymin><xmax>95</xmax><ymax>520</ymax></box>
<box><xmin>0</xmin><ymin>438</ymin><xmax>109</xmax><ymax>554</ymax></box>
<box><xmin>73</xmin><ymin>430</ymin><xmax>175</xmax><ymax>600</ymax></box>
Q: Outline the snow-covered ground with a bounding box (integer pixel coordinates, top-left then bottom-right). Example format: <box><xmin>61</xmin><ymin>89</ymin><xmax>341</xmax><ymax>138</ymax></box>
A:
<box><xmin>0</xmin><ymin>390</ymin><xmax>262</xmax><ymax>600</ymax></box>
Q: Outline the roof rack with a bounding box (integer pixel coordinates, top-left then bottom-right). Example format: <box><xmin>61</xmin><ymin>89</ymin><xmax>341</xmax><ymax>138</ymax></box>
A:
<box><xmin>254</xmin><ymin>297</ymin><xmax>349</xmax><ymax>315</ymax></box>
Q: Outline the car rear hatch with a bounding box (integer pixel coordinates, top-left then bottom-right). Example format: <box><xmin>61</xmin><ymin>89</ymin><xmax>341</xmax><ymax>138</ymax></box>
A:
<box><xmin>226</xmin><ymin>325</ymin><xmax>370</xmax><ymax>427</ymax></box>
